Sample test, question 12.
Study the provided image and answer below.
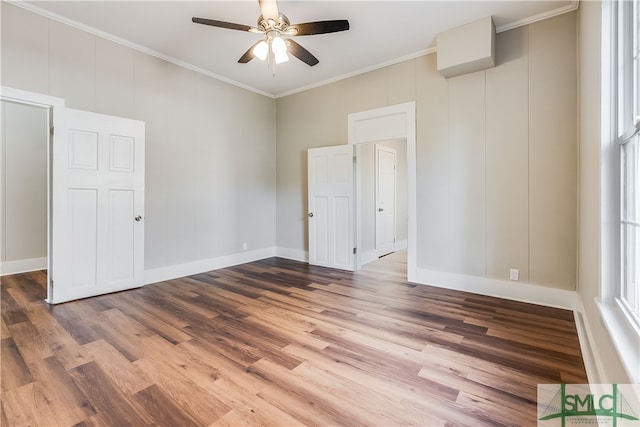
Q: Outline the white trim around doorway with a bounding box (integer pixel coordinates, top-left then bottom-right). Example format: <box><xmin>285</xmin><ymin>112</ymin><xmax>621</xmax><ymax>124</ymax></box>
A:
<box><xmin>348</xmin><ymin>102</ymin><xmax>416</xmax><ymax>282</ymax></box>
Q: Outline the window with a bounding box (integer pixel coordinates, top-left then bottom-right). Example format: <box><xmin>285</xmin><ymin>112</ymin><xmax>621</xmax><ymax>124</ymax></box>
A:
<box><xmin>599</xmin><ymin>0</ymin><xmax>640</xmax><ymax>385</ymax></box>
<box><xmin>618</xmin><ymin>0</ymin><xmax>640</xmax><ymax>328</ymax></box>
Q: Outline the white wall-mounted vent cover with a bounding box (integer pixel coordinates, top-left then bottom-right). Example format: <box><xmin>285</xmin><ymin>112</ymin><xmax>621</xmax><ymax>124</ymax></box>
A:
<box><xmin>437</xmin><ymin>16</ymin><xmax>496</xmax><ymax>78</ymax></box>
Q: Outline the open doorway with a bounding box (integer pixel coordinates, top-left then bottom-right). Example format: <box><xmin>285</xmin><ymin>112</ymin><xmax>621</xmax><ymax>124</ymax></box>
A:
<box><xmin>1</xmin><ymin>86</ymin><xmax>146</xmax><ymax>304</ymax></box>
<box><xmin>348</xmin><ymin>102</ymin><xmax>416</xmax><ymax>281</ymax></box>
<box><xmin>356</xmin><ymin>139</ymin><xmax>408</xmax><ymax>266</ymax></box>
<box><xmin>0</xmin><ymin>98</ymin><xmax>50</xmax><ymax>277</ymax></box>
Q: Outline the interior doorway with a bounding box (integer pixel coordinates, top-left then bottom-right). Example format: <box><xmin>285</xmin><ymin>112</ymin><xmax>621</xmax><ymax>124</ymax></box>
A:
<box><xmin>0</xmin><ymin>87</ymin><xmax>61</xmax><ymax>299</ymax></box>
<box><xmin>1</xmin><ymin>86</ymin><xmax>146</xmax><ymax>304</ymax></box>
<box><xmin>0</xmin><ymin>99</ymin><xmax>49</xmax><ymax>276</ymax></box>
<box><xmin>348</xmin><ymin>102</ymin><xmax>416</xmax><ymax>281</ymax></box>
<box><xmin>360</xmin><ymin>249</ymin><xmax>408</xmax><ymax>283</ymax></box>
<box><xmin>355</xmin><ymin>140</ymin><xmax>408</xmax><ymax>266</ymax></box>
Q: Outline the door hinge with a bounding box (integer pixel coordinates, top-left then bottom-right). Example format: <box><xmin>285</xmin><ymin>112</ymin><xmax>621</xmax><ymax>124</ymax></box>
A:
<box><xmin>353</xmin><ymin>247</ymin><xmax>357</xmax><ymax>254</ymax></box>
<box><xmin>50</xmin><ymin>127</ymin><xmax>54</xmax><ymax>136</ymax></box>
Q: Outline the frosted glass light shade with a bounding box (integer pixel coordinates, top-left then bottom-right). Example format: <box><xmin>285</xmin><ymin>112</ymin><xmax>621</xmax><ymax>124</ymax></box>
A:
<box><xmin>253</xmin><ymin>40</ymin><xmax>268</xmax><ymax>60</ymax></box>
<box><xmin>272</xmin><ymin>36</ymin><xmax>287</xmax><ymax>55</ymax></box>
<box><xmin>275</xmin><ymin>50</ymin><xmax>289</xmax><ymax>64</ymax></box>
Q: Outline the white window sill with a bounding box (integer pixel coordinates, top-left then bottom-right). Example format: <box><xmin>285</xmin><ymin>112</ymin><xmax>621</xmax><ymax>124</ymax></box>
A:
<box><xmin>597</xmin><ymin>298</ymin><xmax>640</xmax><ymax>383</ymax></box>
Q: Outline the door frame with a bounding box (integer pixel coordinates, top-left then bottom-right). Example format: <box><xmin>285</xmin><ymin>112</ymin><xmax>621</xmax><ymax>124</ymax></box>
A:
<box><xmin>0</xmin><ymin>86</ymin><xmax>65</xmax><ymax>302</ymax></box>
<box><xmin>349</xmin><ymin>102</ymin><xmax>416</xmax><ymax>281</ymax></box>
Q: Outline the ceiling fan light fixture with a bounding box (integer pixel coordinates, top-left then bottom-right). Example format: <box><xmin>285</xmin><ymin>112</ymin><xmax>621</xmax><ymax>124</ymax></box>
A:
<box><xmin>274</xmin><ymin>50</ymin><xmax>289</xmax><ymax>64</ymax></box>
<box><xmin>269</xmin><ymin>34</ymin><xmax>289</xmax><ymax>64</ymax></box>
<box><xmin>192</xmin><ymin>0</ymin><xmax>350</xmax><ymax>68</ymax></box>
<box><xmin>253</xmin><ymin>40</ymin><xmax>269</xmax><ymax>60</ymax></box>
<box><xmin>271</xmin><ymin>35</ymin><xmax>287</xmax><ymax>55</ymax></box>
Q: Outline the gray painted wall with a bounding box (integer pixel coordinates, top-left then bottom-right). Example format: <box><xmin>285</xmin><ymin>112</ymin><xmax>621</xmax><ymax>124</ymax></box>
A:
<box><xmin>277</xmin><ymin>12</ymin><xmax>578</xmax><ymax>291</ymax></box>
<box><xmin>1</xmin><ymin>2</ymin><xmax>277</xmax><ymax>272</ymax></box>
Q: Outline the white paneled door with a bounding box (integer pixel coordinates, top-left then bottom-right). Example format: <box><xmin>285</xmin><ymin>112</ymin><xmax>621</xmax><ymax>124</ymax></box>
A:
<box><xmin>308</xmin><ymin>145</ymin><xmax>355</xmax><ymax>271</ymax></box>
<box><xmin>49</xmin><ymin>108</ymin><xmax>145</xmax><ymax>304</ymax></box>
<box><xmin>375</xmin><ymin>145</ymin><xmax>396</xmax><ymax>257</ymax></box>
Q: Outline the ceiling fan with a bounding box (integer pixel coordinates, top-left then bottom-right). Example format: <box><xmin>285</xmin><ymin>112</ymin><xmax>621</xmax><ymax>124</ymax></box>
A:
<box><xmin>192</xmin><ymin>0</ymin><xmax>350</xmax><ymax>67</ymax></box>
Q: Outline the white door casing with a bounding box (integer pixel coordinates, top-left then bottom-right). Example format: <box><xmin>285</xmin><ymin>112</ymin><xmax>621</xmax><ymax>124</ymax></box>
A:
<box><xmin>50</xmin><ymin>107</ymin><xmax>144</xmax><ymax>303</ymax></box>
<box><xmin>349</xmin><ymin>102</ymin><xmax>416</xmax><ymax>280</ymax></box>
<box><xmin>0</xmin><ymin>86</ymin><xmax>64</xmax><ymax>290</ymax></box>
<box><xmin>376</xmin><ymin>145</ymin><xmax>396</xmax><ymax>257</ymax></box>
<box><xmin>308</xmin><ymin>145</ymin><xmax>355</xmax><ymax>271</ymax></box>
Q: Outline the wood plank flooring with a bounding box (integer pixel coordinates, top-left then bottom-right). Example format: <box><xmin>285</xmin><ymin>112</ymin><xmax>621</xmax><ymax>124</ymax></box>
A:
<box><xmin>1</xmin><ymin>252</ymin><xmax>587</xmax><ymax>426</ymax></box>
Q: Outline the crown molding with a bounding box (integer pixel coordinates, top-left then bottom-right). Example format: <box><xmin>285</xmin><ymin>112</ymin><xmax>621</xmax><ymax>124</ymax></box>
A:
<box><xmin>495</xmin><ymin>0</ymin><xmax>579</xmax><ymax>33</ymax></box>
<box><xmin>275</xmin><ymin>47</ymin><xmax>437</xmax><ymax>98</ymax></box>
<box><xmin>276</xmin><ymin>0</ymin><xmax>580</xmax><ymax>98</ymax></box>
<box><xmin>7</xmin><ymin>0</ymin><xmax>580</xmax><ymax>99</ymax></box>
<box><xmin>6</xmin><ymin>0</ymin><xmax>276</xmax><ymax>99</ymax></box>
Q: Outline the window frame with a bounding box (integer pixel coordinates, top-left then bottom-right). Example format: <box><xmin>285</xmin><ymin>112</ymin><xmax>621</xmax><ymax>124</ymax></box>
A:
<box><xmin>617</xmin><ymin>0</ymin><xmax>640</xmax><ymax>329</ymax></box>
<box><xmin>598</xmin><ymin>0</ymin><xmax>640</xmax><ymax>385</ymax></box>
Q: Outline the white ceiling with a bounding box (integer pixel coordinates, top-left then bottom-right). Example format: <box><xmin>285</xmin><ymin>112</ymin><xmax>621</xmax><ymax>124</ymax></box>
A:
<box><xmin>22</xmin><ymin>0</ymin><xmax>577</xmax><ymax>98</ymax></box>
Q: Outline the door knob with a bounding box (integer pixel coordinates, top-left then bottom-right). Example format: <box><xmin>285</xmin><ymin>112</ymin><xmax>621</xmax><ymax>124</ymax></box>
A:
<box><xmin>135</xmin><ymin>215</ymin><xmax>142</xmax><ymax>222</ymax></box>
<box><xmin>378</xmin><ymin>208</ymin><xmax>383</xmax><ymax>212</ymax></box>
<box><xmin>308</xmin><ymin>212</ymin><xmax>314</xmax><ymax>218</ymax></box>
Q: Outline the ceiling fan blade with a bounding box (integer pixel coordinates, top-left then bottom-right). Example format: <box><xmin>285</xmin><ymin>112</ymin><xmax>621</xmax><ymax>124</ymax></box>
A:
<box><xmin>238</xmin><ymin>41</ymin><xmax>261</xmax><ymax>63</ymax></box>
<box><xmin>291</xmin><ymin>20</ymin><xmax>350</xmax><ymax>36</ymax></box>
<box><xmin>258</xmin><ymin>0</ymin><xmax>279</xmax><ymax>22</ymax></box>
<box><xmin>192</xmin><ymin>17</ymin><xmax>256</xmax><ymax>32</ymax></box>
<box><xmin>286</xmin><ymin>39</ymin><xmax>319</xmax><ymax>66</ymax></box>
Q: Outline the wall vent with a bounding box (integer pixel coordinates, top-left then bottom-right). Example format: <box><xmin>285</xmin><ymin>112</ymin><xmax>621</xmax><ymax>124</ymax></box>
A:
<box><xmin>436</xmin><ymin>16</ymin><xmax>496</xmax><ymax>78</ymax></box>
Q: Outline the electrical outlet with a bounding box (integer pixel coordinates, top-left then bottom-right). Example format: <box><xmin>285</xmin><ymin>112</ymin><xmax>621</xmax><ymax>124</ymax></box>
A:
<box><xmin>509</xmin><ymin>268</ymin><xmax>519</xmax><ymax>281</ymax></box>
<box><xmin>242</xmin><ymin>243</ymin><xmax>247</xmax><ymax>251</ymax></box>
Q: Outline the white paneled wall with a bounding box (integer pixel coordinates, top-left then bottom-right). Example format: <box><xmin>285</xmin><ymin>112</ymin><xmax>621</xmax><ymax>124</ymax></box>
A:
<box><xmin>96</xmin><ymin>38</ymin><xmax>135</xmax><ymax>119</ymax></box>
<box><xmin>49</xmin><ymin>20</ymin><xmax>96</xmax><ymax>112</ymax></box>
<box><xmin>1</xmin><ymin>2</ymin><xmax>276</xmax><ymax>277</ymax></box>
<box><xmin>485</xmin><ymin>27</ymin><xmax>529</xmax><ymax>283</ymax></box>
<box><xmin>0</xmin><ymin>6</ymin><xmax>49</xmax><ymax>94</ymax></box>
<box><xmin>134</xmin><ymin>53</ymin><xmax>169</xmax><ymax>269</ymax></box>
<box><xmin>528</xmin><ymin>13</ymin><xmax>577</xmax><ymax>289</ymax></box>
<box><xmin>447</xmin><ymin>71</ymin><xmax>487</xmax><ymax>277</ymax></box>
<box><xmin>415</xmin><ymin>54</ymin><xmax>451</xmax><ymax>273</ymax></box>
<box><xmin>164</xmin><ymin>63</ymin><xmax>198</xmax><ymax>266</ymax></box>
<box><xmin>277</xmin><ymin>12</ymin><xmax>578</xmax><ymax>291</ymax></box>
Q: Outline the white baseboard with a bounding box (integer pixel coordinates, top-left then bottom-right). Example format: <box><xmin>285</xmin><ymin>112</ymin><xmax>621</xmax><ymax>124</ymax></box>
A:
<box><xmin>143</xmin><ymin>247</ymin><xmax>276</xmax><ymax>285</ymax></box>
<box><xmin>573</xmin><ymin>298</ymin><xmax>605</xmax><ymax>384</ymax></box>
<box><xmin>395</xmin><ymin>239</ymin><xmax>408</xmax><ymax>251</ymax></box>
<box><xmin>415</xmin><ymin>267</ymin><xmax>578</xmax><ymax>310</ymax></box>
<box><xmin>0</xmin><ymin>257</ymin><xmax>47</xmax><ymax>276</ymax></box>
<box><xmin>415</xmin><ymin>268</ymin><xmax>595</xmax><ymax>375</ymax></box>
<box><xmin>275</xmin><ymin>247</ymin><xmax>308</xmax><ymax>263</ymax></box>
<box><xmin>143</xmin><ymin>249</ymin><xmax>602</xmax><ymax>384</ymax></box>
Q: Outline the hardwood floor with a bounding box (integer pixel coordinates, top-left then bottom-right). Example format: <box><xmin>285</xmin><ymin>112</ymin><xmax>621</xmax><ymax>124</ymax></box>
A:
<box><xmin>1</xmin><ymin>252</ymin><xmax>587</xmax><ymax>426</ymax></box>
